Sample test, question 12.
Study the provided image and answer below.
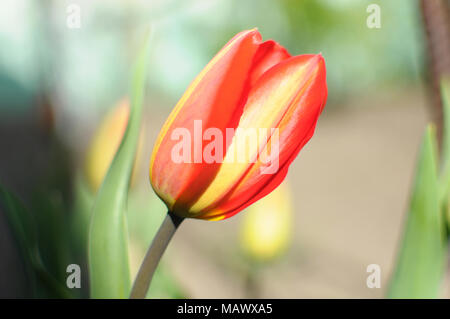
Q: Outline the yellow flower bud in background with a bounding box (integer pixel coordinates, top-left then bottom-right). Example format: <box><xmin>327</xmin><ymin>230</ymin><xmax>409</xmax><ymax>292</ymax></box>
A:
<box><xmin>240</xmin><ymin>180</ymin><xmax>293</xmax><ymax>261</ymax></box>
<box><xmin>84</xmin><ymin>99</ymin><xmax>142</xmax><ymax>193</ymax></box>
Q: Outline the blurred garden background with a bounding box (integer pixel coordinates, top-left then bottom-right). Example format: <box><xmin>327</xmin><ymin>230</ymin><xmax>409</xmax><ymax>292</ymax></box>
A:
<box><xmin>0</xmin><ymin>0</ymin><xmax>448</xmax><ymax>298</ymax></box>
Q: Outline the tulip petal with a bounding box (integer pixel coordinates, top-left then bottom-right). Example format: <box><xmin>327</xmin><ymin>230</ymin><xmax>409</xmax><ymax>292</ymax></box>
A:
<box><xmin>191</xmin><ymin>54</ymin><xmax>327</xmax><ymax>219</ymax></box>
<box><xmin>150</xmin><ymin>29</ymin><xmax>262</xmax><ymax>212</ymax></box>
<box><xmin>248</xmin><ymin>40</ymin><xmax>291</xmax><ymax>88</ymax></box>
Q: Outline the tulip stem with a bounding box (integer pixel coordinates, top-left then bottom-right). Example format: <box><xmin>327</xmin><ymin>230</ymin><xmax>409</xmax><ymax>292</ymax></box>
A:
<box><xmin>129</xmin><ymin>212</ymin><xmax>183</xmax><ymax>299</ymax></box>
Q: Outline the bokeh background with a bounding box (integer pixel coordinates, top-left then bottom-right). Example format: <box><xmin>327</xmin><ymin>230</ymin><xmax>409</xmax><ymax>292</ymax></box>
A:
<box><xmin>0</xmin><ymin>0</ymin><xmax>448</xmax><ymax>298</ymax></box>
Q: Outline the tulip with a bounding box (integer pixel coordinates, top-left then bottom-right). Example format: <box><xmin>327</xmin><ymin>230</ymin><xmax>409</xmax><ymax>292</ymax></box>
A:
<box><xmin>84</xmin><ymin>99</ymin><xmax>142</xmax><ymax>192</ymax></box>
<box><xmin>149</xmin><ymin>29</ymin><xmax>327</xmax><ymax>221</ymax></box>
<box><xmin>240</xmin><ymin>181</ymin><xmax>292</xmax><ymax>261</ymax></box>
<box><xmin>131</xmin><ymin>28</ymin><xmax>327</xmax><ymax>299</ymax></box>
<box><xmin>150</xmin><ymin>29</ymin><xmax>326</xmax><ymax>221</ymax></box>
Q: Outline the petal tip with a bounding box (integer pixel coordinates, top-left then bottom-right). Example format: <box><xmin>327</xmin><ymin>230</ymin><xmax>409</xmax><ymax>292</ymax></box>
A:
<box><xmin>308</xmin><ymin>53</ymin><xmax>326</xmax><ymax>72</ymax></box>
<box><xmin>247</xmin><ymin>27</ymin><xmax>261</xmax><ymax>41</ymax></box>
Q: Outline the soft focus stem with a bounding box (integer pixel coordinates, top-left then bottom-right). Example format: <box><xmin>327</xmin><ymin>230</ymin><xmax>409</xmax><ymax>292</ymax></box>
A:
<box><xmin>130</xmin><ymin>212</ymin><xmax>183</xmax><ymax>298</ymax></box>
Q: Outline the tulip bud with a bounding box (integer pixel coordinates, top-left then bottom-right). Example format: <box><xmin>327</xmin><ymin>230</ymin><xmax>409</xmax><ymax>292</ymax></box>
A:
<box><xmin>240</xmin><ymin>181</ymin><xmax>292</xmax><ymax>261</ymax></box>
<box><xmin>150</xmin><ymin>29</ymin><xmax>327</xmax><ymax>220</ymax></box>
<box><xmin>85</xmin><ymin>99</ymin><xmax>141</xmax><ymax>192</ymax></box>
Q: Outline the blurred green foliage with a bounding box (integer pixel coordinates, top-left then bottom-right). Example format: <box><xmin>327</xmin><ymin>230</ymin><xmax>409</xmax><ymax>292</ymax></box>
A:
<box><xmin>388</xmin><ymin>79</ymin><xmax>450</xmax><ymax>298</ymax></box>
<box><xmin>387</xmin><ymin>125</ymin><xmax>446</xmax><ymax>298</ymax></box>
<box><xmin>0</xmin><ymin>185</ymin><xmax>73</xmax><ymax>298</ymax></box>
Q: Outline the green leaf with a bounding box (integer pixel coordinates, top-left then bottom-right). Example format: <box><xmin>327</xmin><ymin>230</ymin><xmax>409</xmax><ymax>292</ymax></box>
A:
<box><xmin>441</xmin><ymin>78</ymin><xmax>450</xmax><ymax>159</ymax></box>
<box><xmin>88</xmin><ymin>33</ymin><xmax>151</xmax><ymax>299</ymax></box>
<box><xmin>70</xmin><ymin>174</ymin><xmax>94</xmax><ymax>259</ymax></box>
<box><xmin>0</xmin><ymin>185</ymin><xmax>72</xmax><ymax>298</ymax></box>
<box><xmin>439</xmin><ymin>78</ymin><xmax>450</xmax><ymax>215</ymax></box>
<box><xmin>32</xmin><ymin>191</ymin><xmax>72</xmax><ymax>285</ymax></box>
<box><xmin>0</xmin><ymin>185</ymin><xmax>39</xmax><ymax>294</ymax></box>
<box><xmin>387</xmin><ymin>125</ymin><xmax>447</xmax><ymax>298</ymax></box>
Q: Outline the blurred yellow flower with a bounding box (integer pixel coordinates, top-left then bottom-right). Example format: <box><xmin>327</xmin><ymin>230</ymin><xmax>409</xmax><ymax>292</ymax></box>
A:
<box><xmin>84</xmin><ymin>99</ymin><xmax>142</xmax><ymax>192</ymax></box>
<box><xmin>240</xmin><ymin>181</ymin><xmax>293</xmax><ymax>261</ymax></box>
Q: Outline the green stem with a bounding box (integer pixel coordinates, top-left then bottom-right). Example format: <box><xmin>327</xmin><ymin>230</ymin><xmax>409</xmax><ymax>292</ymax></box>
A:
<box><xmin>129</xmin><ymin>212</ymin><xmax>183</xmax><ymax>298</ymax></box>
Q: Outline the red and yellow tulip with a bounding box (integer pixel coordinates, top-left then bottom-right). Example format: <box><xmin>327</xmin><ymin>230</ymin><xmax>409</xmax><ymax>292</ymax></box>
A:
<box><xmin>150</xmin><ymin>29</ymin><xmax>327</xmax><ymax>221</ymax></box>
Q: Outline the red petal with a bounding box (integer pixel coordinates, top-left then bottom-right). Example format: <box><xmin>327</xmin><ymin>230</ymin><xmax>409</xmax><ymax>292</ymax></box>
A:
<box><xmin>151</xmin><ymin>29</ymin><xmax>262</xmax><ymax>213</ymax></box>
<box><xmin>200</xmin><ymin>54</ymin><xmax>327</xmax><ymax>220</ymax></box>
<box><xmin>248</xmin><ymin>40</ymin><xmax>291</xmax><ymax>88</ymax></box>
